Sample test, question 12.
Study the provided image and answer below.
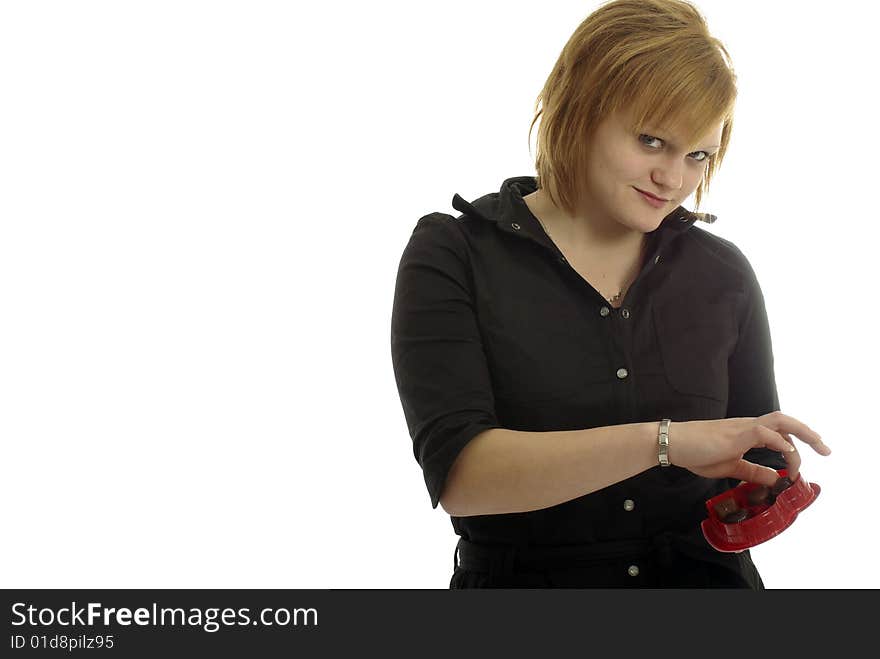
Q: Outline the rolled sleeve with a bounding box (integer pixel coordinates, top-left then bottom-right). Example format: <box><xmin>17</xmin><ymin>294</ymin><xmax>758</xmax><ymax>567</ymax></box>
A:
<box><xmin>391</xmin><ymin>213</ymin><xmax>502</xmax><ymax>509</ymax></box>
<box><xmin>726</xmin><ymin>246</ymin><xmax>786</xmax><ymax>472</ymax></box>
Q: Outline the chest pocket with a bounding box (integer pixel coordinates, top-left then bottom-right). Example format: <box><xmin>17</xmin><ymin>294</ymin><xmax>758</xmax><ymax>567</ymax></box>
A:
<box><xmin>651</xmin><ymin>296</ymin><xmax>737</xmax><ymax>404</ymax></box>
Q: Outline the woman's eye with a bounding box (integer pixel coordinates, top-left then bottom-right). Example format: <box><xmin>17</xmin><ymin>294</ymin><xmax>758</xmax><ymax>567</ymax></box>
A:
<box><xmin>639</xmin><ymin>134</ymin><xmax>663</xmax><ymax>148</ymax></box>
<box><xmin>640</xmin><ymin>134</ymin><xmax>711</xmax><ymax>162</ymax></box>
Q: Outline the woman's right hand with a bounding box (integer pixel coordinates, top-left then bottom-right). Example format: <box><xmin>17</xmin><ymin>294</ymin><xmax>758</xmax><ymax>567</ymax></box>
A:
<box><xmin>667</xmin><ymin>412</ymin><xmax>831</xmax><ymax>485</ymax></box>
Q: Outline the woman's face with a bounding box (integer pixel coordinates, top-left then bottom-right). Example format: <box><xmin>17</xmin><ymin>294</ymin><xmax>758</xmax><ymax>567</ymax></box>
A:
<box><xmin>580</xmin><ymin>109</ymin><xmax>724</xmax><ymax>233</ymax></box>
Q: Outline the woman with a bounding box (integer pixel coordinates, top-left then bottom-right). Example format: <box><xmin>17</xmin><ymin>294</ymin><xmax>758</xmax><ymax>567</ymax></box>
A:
<box><xmin>390</xmin><ymin>0</ymin><xmax>830</xmax><ymax>588</ymax></box>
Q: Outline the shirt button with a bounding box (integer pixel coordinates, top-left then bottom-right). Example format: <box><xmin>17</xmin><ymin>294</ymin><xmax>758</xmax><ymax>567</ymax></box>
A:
<box><xmin>628</xmin><ymin>565</ymin><xmax>640</xmax><ymax>577</ymax></box>
<box><xmin>623</xmin><ymin>499</ymin><xmax>635</xmax><ymax>512</ymax></box>
<box><xmin>511</xmin><ymin>223</ymin><xmax>521</xmax><ymax>230</ymax></box>
<box><xmin>621</xmin><ymin>308</ymin><xmax>630</xmax><ymax>319</ymax></box>
<box><xmin>616</xmin><ymin>368</ymin><xmax>628</xmax><ymax>379</ymax></box>
<box><xmin>600</xmin><ymin>306</ymin><xmax>610</xmax><ymax>317</ymax></box>
<box><xmin>654</xmin><ymin>255</ymin><xmax>661</xmax><ymax>264</ymax></box>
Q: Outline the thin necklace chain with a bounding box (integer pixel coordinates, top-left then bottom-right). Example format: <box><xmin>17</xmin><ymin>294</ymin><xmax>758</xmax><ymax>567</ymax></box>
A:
<box><xmin>533</xmin><ymin>214</ymin><xmax>628</xmax><ymax>305</ymax></box>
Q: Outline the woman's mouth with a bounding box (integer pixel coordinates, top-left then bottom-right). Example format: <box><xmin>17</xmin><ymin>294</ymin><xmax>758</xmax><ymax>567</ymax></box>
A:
<box><xmin>634</xmin><ymin>187</ymin><xmax>668</xmax><ymax>208</ymax></box>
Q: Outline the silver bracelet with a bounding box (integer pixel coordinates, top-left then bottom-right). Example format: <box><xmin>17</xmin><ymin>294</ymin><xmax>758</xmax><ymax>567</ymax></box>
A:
<box><xmin>658</xmin><ymin>418</ymin><xmax>671</xmax><ymax>467</ymax></box>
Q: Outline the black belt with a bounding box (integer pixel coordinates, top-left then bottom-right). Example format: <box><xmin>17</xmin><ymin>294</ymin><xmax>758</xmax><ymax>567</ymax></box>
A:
<box><xmin>454</xmin><ymin>530</ymin><xmax>726</xmax><ymax>577</ymax></box>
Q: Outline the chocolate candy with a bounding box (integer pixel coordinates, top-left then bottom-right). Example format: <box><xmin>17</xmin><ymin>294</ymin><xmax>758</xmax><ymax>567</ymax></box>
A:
<box><xmin>713</xmin><ymin>497</ymin><xmax>740</xmax><ymax>520</ymax></box>
<box><xmin>722</xmin><ymin>509</ymin><xmax>750</xmax><ymax>523</ymax></box>
<box><xmin>747</xmin><ymin>485</ymin><xmax>771</xmax><ymax>506</ymax></box>
<box><xmin>771</xmin><ymin>477</ymin><xmax>793</xmax><ymax>497</ymax></box>
<box><xmin>713</xmin><ymin>497</ymin><xmax>752</xmax><ymax>524</ymax></box>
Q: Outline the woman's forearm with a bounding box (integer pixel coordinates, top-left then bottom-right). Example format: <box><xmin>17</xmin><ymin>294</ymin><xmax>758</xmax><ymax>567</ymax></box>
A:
<box><xmin>439</xmin><ymin>422</ymin><xmax>659</xmax><ymax>517</ymax></box>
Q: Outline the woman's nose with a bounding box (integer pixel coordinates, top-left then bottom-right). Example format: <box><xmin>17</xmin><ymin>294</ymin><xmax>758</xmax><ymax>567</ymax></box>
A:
<box><xmin>652</xmin><ymin>161</ymin><xmax>684</xmax><ymax>192</ymax></box>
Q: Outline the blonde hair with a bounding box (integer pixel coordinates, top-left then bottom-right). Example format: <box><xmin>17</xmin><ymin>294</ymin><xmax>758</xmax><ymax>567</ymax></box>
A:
<box><xmin>529</xmin><ymin>0</ymin><xmax>737</xmax><ymax>219</ymax></box>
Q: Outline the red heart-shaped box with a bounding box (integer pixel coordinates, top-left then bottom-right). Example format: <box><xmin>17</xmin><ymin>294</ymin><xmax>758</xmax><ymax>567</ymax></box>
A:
<box><xmin>701</xmin><ymin>469</ymin><xmax>821</xmax><ymax>553</ymax></box>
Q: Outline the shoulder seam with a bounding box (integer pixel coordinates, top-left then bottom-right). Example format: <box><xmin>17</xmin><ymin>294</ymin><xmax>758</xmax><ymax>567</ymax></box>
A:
<box><xmin>683</xmin><ymin>227</ymin><xmax>752</xmax><ymax>282</ymax></box>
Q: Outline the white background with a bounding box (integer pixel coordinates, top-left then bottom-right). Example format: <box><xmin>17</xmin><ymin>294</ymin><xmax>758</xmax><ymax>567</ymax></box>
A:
<box><xmin>1</xmin><ymin>0</ymin><xmax>877</xmax><ymax>589</ymax></box>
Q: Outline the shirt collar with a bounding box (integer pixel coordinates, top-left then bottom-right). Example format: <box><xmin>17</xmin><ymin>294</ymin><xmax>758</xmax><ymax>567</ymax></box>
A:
<box><xmin>451</xmin><ymin>176</ymin><xmax>715</xmax><ymax>254</ymax></box>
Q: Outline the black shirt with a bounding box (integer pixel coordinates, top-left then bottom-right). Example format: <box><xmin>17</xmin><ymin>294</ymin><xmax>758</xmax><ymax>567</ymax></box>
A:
<box><xmin>390</xmin><ymin>175</ymin><xmax>785</xmax><ymax>584</ymax></box>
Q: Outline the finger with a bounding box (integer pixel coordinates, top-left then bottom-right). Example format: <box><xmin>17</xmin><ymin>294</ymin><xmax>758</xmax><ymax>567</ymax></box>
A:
<box><xmin>781</xmin><ymin>432</ymin><xmax>801</xmax><ymax>481</ymax></box>
<box><xmin>750</xmin><ymin>424</ymin><xmax>797</xmax><ymax>456</ymax></box>
<box><xmin>727</xmin><ymin>459</ymin><xmax>782</xmax><ymax>488</ymax></box>
<box><xmin>767</xmin><ymin>412</ymin><xmax>831</xmax><ymax>455</ymax></box>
